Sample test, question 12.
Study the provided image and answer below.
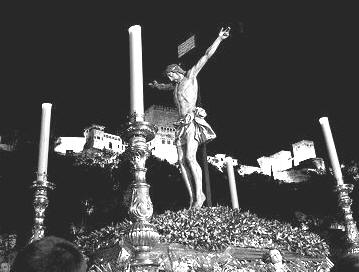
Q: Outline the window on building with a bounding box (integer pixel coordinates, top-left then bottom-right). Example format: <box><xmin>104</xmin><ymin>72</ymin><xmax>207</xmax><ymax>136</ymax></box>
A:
<box><xmin>162</xmin><ymin>139</ymin><xmax>165</xmax><ymax>144</ymax></box>
<box><xmin>109</xmin><ymin>142</ymin><xmax>112</xmax><ymax>149</ymax></box>
<box><xmin>167</xmin><ymin>140</ymin><xmax>170</xmax><ymax>144</ymax></box>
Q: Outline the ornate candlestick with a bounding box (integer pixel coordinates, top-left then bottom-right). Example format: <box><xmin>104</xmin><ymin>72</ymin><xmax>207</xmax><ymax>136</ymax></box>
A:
<box><xmin>30</xmin><ymin>172</ymin><xmax>55</xmax><ymax>243</ymax></box>
<box><xmin>335</xmin><ymin>183</ymin><xmax>359</xmax><ymax>254</ymax></box>
<box><xmin>122</xmin><ymin>117</ymin><xmax>160</xmax><ymax>270</ymax></box>
<box><xmin>319</xmin><ymin>117</ymin><xmax>359</xmax><ymax>254</ymax></box>
<box><xmin>30</xmin><ymin>103</ymin><xmax>54</xmax><ymax>243</ymax></box>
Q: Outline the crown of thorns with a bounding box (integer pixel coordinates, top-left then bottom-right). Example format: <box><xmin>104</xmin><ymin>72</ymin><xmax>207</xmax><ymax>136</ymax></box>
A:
<box><xmin>164</xmin><ymin>64</ymin><xmax>186</xmax><ymax>75</ymax></box>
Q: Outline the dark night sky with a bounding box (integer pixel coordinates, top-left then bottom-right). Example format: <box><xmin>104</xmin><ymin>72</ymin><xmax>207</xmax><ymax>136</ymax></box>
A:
<box><xmin>1</xmin><ymin>3</ymin><xmax>359</xmax><ymax>165</ymax></box>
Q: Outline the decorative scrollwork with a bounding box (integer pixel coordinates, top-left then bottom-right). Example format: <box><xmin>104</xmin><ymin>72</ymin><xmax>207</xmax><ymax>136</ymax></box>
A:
<box><xmin>30</xmin><ymin>176</ymin><xmax>55</xmax><ymax>243</ymax></box>
<box><xmin>335</xmin><ymin>183</ymin><xmax>359</xmax><ymax>254</ymax></box>
<box><xmin>129</xmin><ymin>184</ymin><xmax>153</xmax><ymax>221</ymax></box>
<box><xmin>129</xmin><ymin>148</ymin><xmax>148</xmax><ymax>170</ymax></box>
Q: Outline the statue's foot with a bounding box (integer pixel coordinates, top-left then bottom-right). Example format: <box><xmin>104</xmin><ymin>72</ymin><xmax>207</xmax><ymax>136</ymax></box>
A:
<box><xmin>193</xmin><ymin>193</ymin><xmax>206</xmax><ymax>209</ymax></box>
<box><xmin>188</xmin><ymin>198</ymin><xmax>193</xmax><ymax>209</ymax></box>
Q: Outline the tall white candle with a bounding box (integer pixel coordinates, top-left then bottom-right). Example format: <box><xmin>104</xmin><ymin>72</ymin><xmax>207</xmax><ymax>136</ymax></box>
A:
<box><xmin>319</xmin><ymin>117</ymin><xmax>344</xmax><ymax>185</ymax></box>
<box><xmin>226</xmin><ymin>157</ymin><xmax>239</xmax><ymax>209</ymax></box>
<box><xmin>128</xmin><ymin>25</ymin><xmax>144</xmax><ymax>122</ymax></box>
<box><xmin>37</xmin><ymin>103</ymin><xmax>52</xmax><ymax>179</ymax></box>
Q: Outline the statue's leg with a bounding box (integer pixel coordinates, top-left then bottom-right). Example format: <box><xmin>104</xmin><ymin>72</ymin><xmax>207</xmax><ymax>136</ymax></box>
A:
<box><xmin>185</xmin><ymin>133</ymin><xmax>205</xmax><ymax>208</ymax></box>
<box><xmin>177</xmin><ymin>144</ymin><xmax>194</xmax><ymax>208</ymax></box>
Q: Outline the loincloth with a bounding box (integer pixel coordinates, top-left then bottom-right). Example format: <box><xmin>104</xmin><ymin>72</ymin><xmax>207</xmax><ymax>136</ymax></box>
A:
<box><xmin>174</xmin><ymin>107</ymin><xmax>216</xmax><ymax>147</ymax></box>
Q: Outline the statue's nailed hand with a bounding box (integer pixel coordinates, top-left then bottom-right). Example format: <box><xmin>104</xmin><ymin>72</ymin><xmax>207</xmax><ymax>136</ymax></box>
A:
<box><xmin>219</xmin><ymin>27</ymin><xmax>231</xmax><ymax>40</ymax></box>
<box><xmin>148</xmin><ymin>80</ymin><xmax>174</xmax><ymax>91</ymax></box>
<box><xmin>148</xmin><ymin>80</ymin><xmax>158</xmax><ymax>88</ymax></box>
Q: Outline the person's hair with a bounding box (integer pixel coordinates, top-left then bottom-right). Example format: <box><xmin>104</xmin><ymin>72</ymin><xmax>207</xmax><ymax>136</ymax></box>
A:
<box><xmin>164</xmin><ymin>64</ymin><xmax>186</xmax><ymax>76</ymax></box>
<box><xmin>331</xmin><ymin>253</ymin><xmax>359</xmax><ymax>272</ymax></box>
<box><xmin>10</xmin><ymin>236</ymin><xmax>86</xmax><ymax>272</ymax></box>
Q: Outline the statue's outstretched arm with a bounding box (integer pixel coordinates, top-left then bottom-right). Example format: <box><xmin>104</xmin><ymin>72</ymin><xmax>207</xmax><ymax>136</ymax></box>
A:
<box><xmin>188</xmin><ymin>27</ymin><xmax>230</xmax><ymax>78</ymax></box>
<box><xmin>148</xmin><ymin>80</ymin><xmax>175</xmax><ymax>91</ymax></box>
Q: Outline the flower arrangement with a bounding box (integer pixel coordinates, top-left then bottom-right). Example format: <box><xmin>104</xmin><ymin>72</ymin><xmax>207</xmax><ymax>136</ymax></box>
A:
<box><xmin>151</xmin><ymin>206</ymin><xmax>329</xmax><ymax>258</ymax></box>
<box><xmin>74</xmin><ymin>206</ymin><xmax>330</xmax><ymax>272</ymax></box>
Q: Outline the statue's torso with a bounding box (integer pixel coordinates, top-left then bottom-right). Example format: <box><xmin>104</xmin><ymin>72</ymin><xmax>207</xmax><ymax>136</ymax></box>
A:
<box><xmin>174</xmin><ymin>77</ymin><xmax>198</xmax><ymax>117</ymax></box>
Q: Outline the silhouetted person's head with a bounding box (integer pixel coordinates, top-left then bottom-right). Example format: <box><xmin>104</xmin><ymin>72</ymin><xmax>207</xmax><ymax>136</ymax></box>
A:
<box><xmin>11</xmin><ymin>236</ymin><xmax>87</xmax><ymax>272</ymax></box>
<box><xmin>331</xmin><ymin>253</ymin><xmax>359</xmax><ymax>272</ymax></box>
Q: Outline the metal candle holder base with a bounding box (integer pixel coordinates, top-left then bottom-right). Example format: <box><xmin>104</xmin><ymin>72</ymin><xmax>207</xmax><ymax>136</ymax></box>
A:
<box><xmin>335</xmin><ymin>183</ymin><xmax>359</xmax><ymax>254</ymax></box>
<box><xmin>30</xmin><ymin>172</ymin><xmax>55</xmax><ymax>243</ymax></box>
<box><xmin>122</xmin><ymin>120</ymin><xmax>160</xmax><ymax>270</ymax></box>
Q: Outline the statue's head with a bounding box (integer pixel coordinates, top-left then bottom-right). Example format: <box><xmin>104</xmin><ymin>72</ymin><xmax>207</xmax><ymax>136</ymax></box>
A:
<box><xmin>164</xmin><ymin>64</ymin><xmax>186</xmax><ymax>76</ymax></box>
<box><xmin>164</xmin><ymin>64</ymin><xmax>186</xmax><ymax>83</ymax></box>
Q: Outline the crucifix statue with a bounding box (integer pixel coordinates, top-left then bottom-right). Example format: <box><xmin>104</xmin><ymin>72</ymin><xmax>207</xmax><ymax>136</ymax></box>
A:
<box><xmin>149</xmin><ymin>27</ymin><xmax>231</xmax><ymax>208</ymax></box>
